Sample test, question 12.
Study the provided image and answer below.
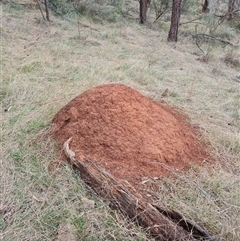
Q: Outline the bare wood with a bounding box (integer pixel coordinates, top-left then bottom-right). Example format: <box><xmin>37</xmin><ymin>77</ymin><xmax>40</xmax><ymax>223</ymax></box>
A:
<box><xmin>63</xmin><ymin>138</ymin><xmax>214</xmax><ymax>241</ymax></box>
<box><xmin>179</xmin><ymin>17</ymin><xmax>202</xmax><ymax>26</ymax></box>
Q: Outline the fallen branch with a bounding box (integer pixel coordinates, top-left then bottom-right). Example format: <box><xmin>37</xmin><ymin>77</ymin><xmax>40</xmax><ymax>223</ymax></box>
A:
<box><xmin>63</xmin><ymin>138</ymin><xmax>215</xmax><ymax>241</ymax></box>
<box><xmin>153</xmin><ymin>7</ymin><xmax>168</xmax><ymax>23</ymax></box>
<box><xmin>179</xmin><ymin>17</ymin><xmax>202</xmax><ymax>26</ymax></box>
<box><xmin>214</xmin><ymin>9</ymin><xmax>240</xmax><ymax>18</ymax></box>
<box><xmin>194</xmin><ymin>25</ymin><xmax>205</xmax><ymax>54</ymax></box>
<box><xmin>193</xmin><ymin>33</ymin><xmax>240</xmax><ymax>47</ymax></box>
<box><xmin>77</xmin><ymin>22</ymin><xmax>99</xmax><ymax>32</ymax></box>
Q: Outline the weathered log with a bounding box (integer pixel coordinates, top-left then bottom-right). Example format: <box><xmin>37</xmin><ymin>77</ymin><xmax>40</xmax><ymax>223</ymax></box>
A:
<box><xmin>63</xmin><ymin>138</ymin><xmax>214</xmax><ymax>241</ymax></box>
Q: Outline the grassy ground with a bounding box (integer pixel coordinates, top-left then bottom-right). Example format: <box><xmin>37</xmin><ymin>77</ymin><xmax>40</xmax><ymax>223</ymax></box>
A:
<box><xmin>1</xmin><ymin>1</ymin><xmax>240</xmax><ymax>240</ymax></box>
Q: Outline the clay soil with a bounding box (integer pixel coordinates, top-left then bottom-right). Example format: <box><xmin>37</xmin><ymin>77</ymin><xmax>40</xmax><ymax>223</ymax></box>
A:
<box><xmin>52</xmin><ymin>84</ymin><xmax>208</xmax><ymax>190</ymax></box>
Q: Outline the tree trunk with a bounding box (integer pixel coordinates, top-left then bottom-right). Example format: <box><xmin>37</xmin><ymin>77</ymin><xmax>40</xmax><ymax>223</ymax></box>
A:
<box><xmin>140</xmin><ymin>0</ymin><xmax>148</xmax><ymax>24</ymax></box>
<box><xmin>228</xmin><ymin>0</ymin><xmax>235</xmax><ymax>20</ymax></box>
<box><xmin>202</xmin><ymin>0</ymin><xmax>211</xmax><ymax>13</ymax></box>
<box><xmin>168</xmin><ymin>0</ymin><xmax>182</xmax><ymax>42</ymax></box>
<box><xmin>44</xmin><ymin>0</ymin><xmax>50</xmax><ymax>21</ymax></box>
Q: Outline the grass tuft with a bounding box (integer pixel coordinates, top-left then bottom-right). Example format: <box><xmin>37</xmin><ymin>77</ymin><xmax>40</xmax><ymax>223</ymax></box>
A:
<box><xmin>222</xmin><ymin>49</ymin><xmax>240</xmax><ymax>68</ymax></box>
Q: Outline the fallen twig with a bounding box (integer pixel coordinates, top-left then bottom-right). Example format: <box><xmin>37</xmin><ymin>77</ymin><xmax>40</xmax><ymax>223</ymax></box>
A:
<box><xmin>193</xmin><ymin>33</ymin><xmax>240</xmax><ymax>47</ymax></box>
<box><xmin>77</xmin><ymin>22</ymin><xmax>100</xmax><ymax>32</ymax></box>
<box><xmin>194</xmin><ymin>25</ymin><xmax>205</xmax><ymax>54</ymax></box>
<box><xmin>179</xmin><ymin>17</ymin><xmax>202</xmax><ymax>26</ymax></box>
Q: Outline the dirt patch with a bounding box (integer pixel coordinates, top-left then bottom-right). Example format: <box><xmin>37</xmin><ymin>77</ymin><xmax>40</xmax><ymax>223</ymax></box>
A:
<box><xmin>52</xmin><ymin>84</ymin><xmax>208</xmax><ymax>189</ymax></box>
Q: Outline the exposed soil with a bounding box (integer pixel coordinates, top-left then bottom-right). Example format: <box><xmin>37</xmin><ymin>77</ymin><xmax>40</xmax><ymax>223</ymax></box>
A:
<box><xmin>52</xmin><ymin>84</ymin><xmax>208</xmax><ymax>190</ymax></box>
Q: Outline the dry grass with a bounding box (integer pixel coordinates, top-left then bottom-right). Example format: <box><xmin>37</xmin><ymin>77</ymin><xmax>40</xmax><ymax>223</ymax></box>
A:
<box><xmin>1</xmin><ymin>1</ymin><xmax>240</xmax><ymax>240</ymax></box>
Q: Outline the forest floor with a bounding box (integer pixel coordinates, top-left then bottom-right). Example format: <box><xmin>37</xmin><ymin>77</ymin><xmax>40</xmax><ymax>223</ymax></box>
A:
<box><xmin>1</xmin><ymin>1</ymin><xmax>240</xmax><ymax>240</ymax></box>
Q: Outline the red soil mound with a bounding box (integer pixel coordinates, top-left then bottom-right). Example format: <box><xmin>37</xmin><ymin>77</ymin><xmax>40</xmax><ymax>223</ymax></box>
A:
<box><xmin>52</xmin><ymin>84</ymin><xmax>207</xmax><ymax>187</ymax></box>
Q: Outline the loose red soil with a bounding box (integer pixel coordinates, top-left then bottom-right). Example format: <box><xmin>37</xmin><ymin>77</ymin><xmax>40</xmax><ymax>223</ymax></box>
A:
<box><xmin>52</xmin><ymin>84</ymin><xmax>208</xmax><ymax>189</ymax></box>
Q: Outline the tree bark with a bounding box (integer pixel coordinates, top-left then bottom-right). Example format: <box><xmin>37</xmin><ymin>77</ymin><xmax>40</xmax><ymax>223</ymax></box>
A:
<box><xmin>168</xmin><ymin>0</ymin><xmax>182</xmax><ymax>42</ymax></box>
<box><xmin>44</xmin><ymin>0</ymin><xmax>50</xmax><ymax>21</ymax></box>
<box><xmin>140</xmin><ymin>0</ymin><xmax>148</xmax><ymax>24</ymax></box>
<box><xmin>228</xmin><ymin>0</ymin><xmax>236</xmax><ymax>20</ymax></box>
<box><xmin>202</xmin><ymin>0</ymin><xmax>211</xmax><ymax>13</ymax></box>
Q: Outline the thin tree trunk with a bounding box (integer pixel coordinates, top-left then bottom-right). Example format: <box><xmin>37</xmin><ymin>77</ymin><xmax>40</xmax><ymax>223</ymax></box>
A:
<box><xmin>228</xmin><ymin>0</ymin><xmax>236</xmax><ymax>20</ymax></box>
<box><xmin>168</xmin><ymin>0</ymin><xmax>182</xmax><ymax>42</ymax></box>
<box><xmin>44</xmin><ymin>0</ymin><xmax>50</xmax><ymax>21</ymax></box>
<box><xmin>202</xmin><ymin>0</ymin><xmax>211</xmax><ymax>13</ymax></box>
<box><xmin>140</xmin><ymin>0</ymin><xmax>148</xmax><ymax>24</ymax></box>
<box><xmin>37</xmin><ymin>0</ymin><xmax>46</xmax><ymax>20</ymax></box>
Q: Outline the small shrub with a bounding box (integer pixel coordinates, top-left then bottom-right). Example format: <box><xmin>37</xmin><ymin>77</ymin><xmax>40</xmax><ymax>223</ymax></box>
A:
<box><xmin>3</xmin><ymin>1</ymin><xmax>25</xmax><ymax>13</ymax></box>
<box><xmin>49</xmin><ymin>0</ymin><xmax>123</xmax><ymax>22</ymax></box>
<box><xmin>181</xmin><ymin>0</ymin><xmax>199</xmax><ymax>14</ymax></box>
<box><xmin>197</xmin><ymin>53</ymin><xmax>213</xmax><ymax>63</ymax></box>
<box><xmin>49</xmin><ymin>0</ymin><xmax>76</xmax><ymax>16</ymax></box>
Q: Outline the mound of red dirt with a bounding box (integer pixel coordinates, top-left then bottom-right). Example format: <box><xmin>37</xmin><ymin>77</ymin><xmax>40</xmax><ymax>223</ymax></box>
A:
<box><xmin>52</xmin><ymin>84</ymin><xmax>207</xmax><ymax>187</ymax></box>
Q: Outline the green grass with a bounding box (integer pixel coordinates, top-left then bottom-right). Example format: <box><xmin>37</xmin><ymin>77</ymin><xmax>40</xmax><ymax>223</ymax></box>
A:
<box><xmin>1</xmin><ymin>1</ymin><xmax>240</xmax><ymax>240</ymax></box>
